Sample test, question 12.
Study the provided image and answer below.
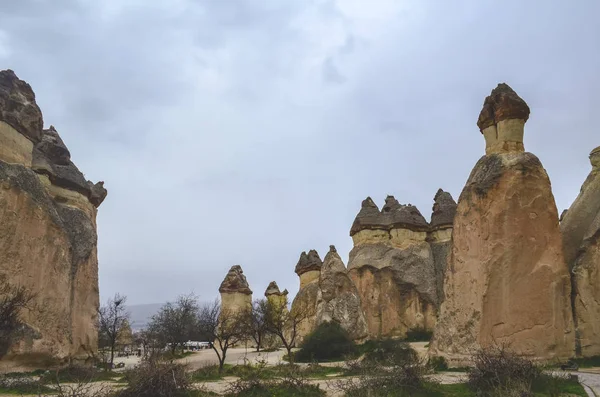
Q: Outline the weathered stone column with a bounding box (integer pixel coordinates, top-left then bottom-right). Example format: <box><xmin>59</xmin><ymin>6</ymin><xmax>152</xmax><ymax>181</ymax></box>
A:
<box><xmin>264</xmin><ymin>281</ymin><xmax>288</xmax><ymax>311</ymax></box>
<box><xmin>219</xmin><ymin>265</ymin><xmax>253</xmax><ymax>315</ymax></box>
<box><xmin>427</xmin><ymin>189</ymin><xmax>457</xmax><ymax>306</ymax></box>
<box><xmin>429</xmin><ymin>83</ymin><xmax>575</xmax><ymax>366</ymax></box>
<box><xmin>561</xmin><ymin>146</ymin><xmax>600</xmax><ymax>357</ymax></box>
<box><xmin>347</xmin><ymin>196</ymin><xmax>438</xmax><ymax>339</ymax></box>
<box><xmin>290</xmin><ymin>250</ymin><xmax>322</xmax><ymax>343</ymax></box>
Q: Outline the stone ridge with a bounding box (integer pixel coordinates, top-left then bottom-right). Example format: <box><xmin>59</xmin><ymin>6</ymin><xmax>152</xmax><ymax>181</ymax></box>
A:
<box><xmin>430</xmin><ymin>189</ymin><xmax>457</xmax><ymax>229</ymax></box>
<box><xmin>350</xmin><ymin>195</ymin><xmax>429</xmax><ymax>236</ymax></box>
<box><xmin>0</xmin><ymin>69</ymin><xmax>43</xmax><ymax>143</ymax></box>
<box><xmin>0</xmin><ymin>70</ymin><xmax>107</xmax><ymax>207</ymax></box>
<box><xmin>219</xmin><ymin>265</ymin><xmax>252</xmax><ymax>295</ymax></box>
<box><xmin>265</xmin><ymin>281</ymin><xmax>288</xmax><ymax>297</ymax></box>
<box><xmin>294</xmin><ymin>249</ymin><xmax>323</xmax><ymax>276</ymax></box>
<box><xmin>477</xmin><ymin>83</ymin><xmax>530</xmax><ymax>131</ymax></box>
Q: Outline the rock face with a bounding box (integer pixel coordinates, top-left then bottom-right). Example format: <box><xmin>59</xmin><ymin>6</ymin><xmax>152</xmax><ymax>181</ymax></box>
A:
<box><xmin>348</xmin><ymin>196</ymin><xmax>438</xmax><ymax>339</ymax></box>
<box><xmin>429</xmin><ymin>83</ymin><xmax>575</xmax><ymax>366</ymax></box>
<box><xmin>0</xmin><ymin>70</ymin><xmax>106</xmax><ymax>368</ymax></box>
<box><xmin>560</xmin><ymin>146</ymin><xmax>600</xmax><ymax>357</ymax></box>
<box><xmin>219</xmin><ymin>265</ymin><xmax>252</xmax><ymax>314</ymax></box>
<box><xmin>290</xmin><ymin>250</ymin><xmax>322</xmax><ymax>342</ymax></box>
<box><xmin>315</xmin><ymin>246</ymin><xmax>368</xmax><ymax>341</ymax></box>
<box><xmin>427</xmin><ymin>189</ymin><xmax>457</xmax><ymax>305</ymax></box>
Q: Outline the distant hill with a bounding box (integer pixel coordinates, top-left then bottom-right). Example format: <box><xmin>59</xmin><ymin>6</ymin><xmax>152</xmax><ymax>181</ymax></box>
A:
<box><xmin>127</xmin><ymin>303</ymin><xmax>163</xmax><ymax>331</ymax></box>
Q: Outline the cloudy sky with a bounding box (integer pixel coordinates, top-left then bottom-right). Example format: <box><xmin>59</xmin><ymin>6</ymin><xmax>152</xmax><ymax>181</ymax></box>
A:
<box><xmin>1</xmin><ymin>0</ymin><xmax>598</xmax><ymax>306</ymax></box>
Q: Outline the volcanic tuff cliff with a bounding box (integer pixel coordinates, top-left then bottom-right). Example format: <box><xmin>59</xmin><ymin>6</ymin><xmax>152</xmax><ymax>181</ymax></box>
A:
<box><xmin>561</xmin><ymin>146</ymin><xmax>600</xmax><ymax>357</ymax></box>
<box><xmin>348</xmin><ymin>196</ymin><xmax>438</xmax><ymax>339</ymax></box>
<box><xmin>0</xmin><ymin>69</ymin><xmax>107</xmax><ymax>368</ymax></box>
<box><xmin>429</xmin><ymin>83</ymin><xmax>575</xmax><ymax>365</ymax></box>
<box><xmin>315</xmin><ymin>245</ymin><xmax>368</xmax><ymax>341</ymax></box>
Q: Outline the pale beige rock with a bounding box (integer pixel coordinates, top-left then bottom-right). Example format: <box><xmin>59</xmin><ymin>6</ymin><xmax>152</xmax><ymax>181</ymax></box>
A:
<box><xmin>0</xmin><ymin>121</ymin><xmax>33</xmax><ymax>166</ymax></box>
<box><xmin>430</xmin><ymin>85</ymin><xmax>574</xmax><ymax>366</ymax></box>
<box><xmin>348</xmin><ymin>196</ymin><xmax>439</xmax><ymax>340</ymax></box>
<box><xmin>561</xmin><ymin>146</ymin><xmax>600</xmax><ymax>357</ymax></box>
<box><xmin>0</xmin><ymin>71</ymin><xmax>105</xmax><ymax>369</ymax></box>
<box><xmin>315</xmin><ymin>246</ymin><xmax>368</xmax><ymax>341</ymax></box>
<box><xmin>219</xmin><ymin>265</ymin><xmax>252</xmax><ymax>314</ymax></box>
<box><xmin>291</xmin><ymin>250</ymin><xmax>322</xmax><ymax>343</ymax></box>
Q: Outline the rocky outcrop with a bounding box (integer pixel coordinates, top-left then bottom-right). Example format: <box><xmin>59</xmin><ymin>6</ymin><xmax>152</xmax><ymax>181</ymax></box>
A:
<box><xmin>290</xmin><ymin>250</ymin><xmax>322</xmax><ymax>343</ymax></box>
<box><xmin>219</xmin><ymin>265</ymin><xmax>252</xmax><ymax>314</ymax></box>
<box><xmin>348</xmin><ymin>196</ymin><xmax>438</xmax><ymax>339</ymax></box>
<box><xmin>0</xmin><ymin>69</ymin><xmax>106</xmax><ymax>369</ymax></box>
<box><xmin>315</xmin><ymin>246</ymin><xmax>368</xmax><ymax>341</ymax></box>
<box><xmin>429</xmin><ymin>83</ymin><xmax>575</xmax><ymax>366</ymax></box>
<box><xmin>264</xmin><ymin>281</ymin><xmax>288</xmax><ymax>309</ymax></box>
<box><xmin>560</xmin><ymin>146</ymin><xmax>600</xmax><ymax>357</ymax></box>
<box><xmin>427</xmin><ymin>189</ymin><xmax>457</xmax><ymax>305</ymax></box>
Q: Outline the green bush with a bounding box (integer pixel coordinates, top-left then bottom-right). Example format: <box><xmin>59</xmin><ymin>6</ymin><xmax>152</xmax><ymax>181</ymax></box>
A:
<box><xmin>295</xmin><ymin>321</ymin><xmax>357</xmax><ymax>363</ymax></box>
<box><xmin>362</xmin><ymin>339</ymin><xmax>419</xmax><ymax>367</ymax></box>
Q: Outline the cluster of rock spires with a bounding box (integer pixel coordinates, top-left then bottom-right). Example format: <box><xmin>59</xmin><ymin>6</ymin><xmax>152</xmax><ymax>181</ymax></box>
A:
<box><xmin>215</xmin><ymin>82</ymin><xmax>600</xmax><ymax>365</ymax></box>
<box><xmin>0</xmin><ymin>70</ymin><xmax>106</xmax><ymax>368</ymax></box>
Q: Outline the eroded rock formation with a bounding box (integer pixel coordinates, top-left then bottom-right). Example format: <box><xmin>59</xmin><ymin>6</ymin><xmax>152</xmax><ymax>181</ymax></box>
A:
<box><xmin>429</xmin><ymin>83</ymin><xmax>575</xmax><ymax>365</ymax></box>
<box><xmin>290</xmin><ymin>250</ymin><xmax>322</xmax><ymax>342</ymax></box>
<box><xmin>264</xmin><ymin>281</ymin><xmax>288</xmax><ymax>309</ymax></box>
<box><xmin>0</xmin><ymin>69</ymin><xmax>107</xmax><ymax>368</ymax></box>
<box><xmin>348</xmin><ymin>196</ymin><xmax>438</xmax><ymax>339</ymax></box>
<box><xmin>427</xmin><ymin>189</ymin><xmax>457</xmax><ymax>304</ymax></box>
<box><xmin>561</xmin><ymin>146</ymin><xmax>600</xmax><ymax>357</ymax></box>
<box><xmin>315</xmin><ymin>245</ymin><xmax>368</xmax><ymax>341</ymax></box>
<box><xmin>219</xmin><ymin>265</ymin><xmax>252</xmax><ymax>314</ymax></box>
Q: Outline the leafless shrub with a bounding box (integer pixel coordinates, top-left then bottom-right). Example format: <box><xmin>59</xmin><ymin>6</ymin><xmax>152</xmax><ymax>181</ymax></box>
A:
<box><xmin>0</xmin><ymin>274</ymin><xmax>35</xmax><ymax>359</ymax></box>
<box><xmin>467</xmin><ymin>344</ymin><xmax>541</xmax><ymax>395</ymax></box>
<box><xmin>113</xmin><ymin>359</ymin><xmax>191</xmax><ymax>397</ymax></box>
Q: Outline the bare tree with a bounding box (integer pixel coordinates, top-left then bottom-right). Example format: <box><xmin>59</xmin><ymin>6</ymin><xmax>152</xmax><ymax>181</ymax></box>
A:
<box><xmin>197</xmin><ymin>299</ymin><xmax>249</xmax><ymax>372</ymax></box>
<box><xmin>98</xmin><ymin>293</ymin><xmax>130</xmax><ymax>369</ymax></box>
<box><xmin>146</xmin><ymin>293</ymin><xmax>199</xmax><ymax>356</ymax></box>
<box><xmin>265</xmin><ymin>295</ymin><xmax>308</xmax><ymax>364</ymax></box>
<box><xmin>0</xmin><ymin>275</ymin><xmax>35</xmax><ymax>359</ymax></box>
<box><xmin>247</xmin><ymin>299</ymin><xmax>269</xmax><ymax>352</ymax></box>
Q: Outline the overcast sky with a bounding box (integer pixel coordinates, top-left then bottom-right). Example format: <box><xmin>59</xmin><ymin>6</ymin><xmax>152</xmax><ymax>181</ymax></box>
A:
<box><xmin>1</xmin><ymin>0</ymin><xmax>598</xmax><ymax>306</ymax></box>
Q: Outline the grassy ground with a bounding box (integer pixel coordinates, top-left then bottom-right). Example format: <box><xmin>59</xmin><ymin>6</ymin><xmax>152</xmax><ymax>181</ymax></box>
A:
<box><xmin>191</xmin><ymin>363</ymin><xmax>341</xmax><ymax>382</ymax></box>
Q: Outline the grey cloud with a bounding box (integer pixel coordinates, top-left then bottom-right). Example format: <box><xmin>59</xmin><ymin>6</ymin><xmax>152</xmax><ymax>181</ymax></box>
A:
<box><xmin>0</xmin><ymin>0</ymin><xmax>598</xmax><ymax>306</ymax></box>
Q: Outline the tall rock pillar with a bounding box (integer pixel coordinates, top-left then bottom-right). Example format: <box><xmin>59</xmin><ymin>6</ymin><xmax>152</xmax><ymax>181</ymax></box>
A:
<box><xmin>265</xmin><ymin>281</ymin><xmax>289</xmax><ymax>311</ymax></box>
<box><xmin>290</xmin><ymin>250</ymin><xmax>322</xmax><ymax>343</ymax></box>
<box><xmin>347</xmin><ymin>196</ymin><xmax>438</xmax><ymax>339</ymax></box>
<box><xmin>429</xmin><ymin>84</ymin><xmax>575</xmax><ymax>365</ymax></box>
<box><xmin>427</xmin><ymin>189</ymin><xmax>457</xmax><ymax>306</ymax></box>
<box><xmin>219</xmin><ymin>265</ymin><xmax>252</xmax><ymax>315</ymax></box>
<box><xmin>560</xmin><ymin>146</ymin><xmax>600</xmax><ymax>357</ymax></box>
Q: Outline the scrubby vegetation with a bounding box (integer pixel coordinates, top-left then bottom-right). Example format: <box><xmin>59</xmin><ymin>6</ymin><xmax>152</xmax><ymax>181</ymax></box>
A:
<box><xmin>294</xmin><ymin>321</ymin><xmax>357</xmax><ymax>363</ymax></box>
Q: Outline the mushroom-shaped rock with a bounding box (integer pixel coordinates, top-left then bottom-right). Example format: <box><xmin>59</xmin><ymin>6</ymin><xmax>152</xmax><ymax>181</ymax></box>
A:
<box><xmin>350</xmin><ymin>197</ymin><xmax>383</xmax><ymax>236</ymax></box>
<box><xmin>430</xmin><ymin>85</ymin><xmax>575</xmax><ymax>366</ymax></box>
<box><xmin>387</xmin><ymin>203</ymin><xmax>429</xmax><ymax>231</ymax></box>
<box><xmin>477</xmin><ymin>83</ymin><xmax>530</xmax><ymax>155</ymax></box>
<box><xmin>264</xmin><ymin>281</ymin><xmax>288</xmax><ymax>297</ymax></box>
<box><xmin>219</xmin><ymin>265</ymin><xmax>252</xmax><ymax>295</ymax></box>
<box><xmin>0</xmin><ymin>69</ymin><xmax>43</xmax><ymax>143</ymax></box>
<box><xmin>477</xmin><ymin>83</ymin><xmax>530</xmax><ymax>130</ymax></box>
<box><xmin>430</xmin><ymin>189</ymin><xmax>457</xmax><ymax>230</ymax></box>
<box><xmin>294</xmin><ymin>249</ymin><xmax>323</xmax><ymax>276</ymax></box>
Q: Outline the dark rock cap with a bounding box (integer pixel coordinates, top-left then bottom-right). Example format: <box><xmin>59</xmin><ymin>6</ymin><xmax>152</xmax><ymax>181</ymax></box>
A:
<box><xmin>590</xmin><ymin>146</ymin><xmax>600</xmax><ymax>157</ymax></box>
<box><xmin>0</xmin><ymin>69</ymin><xmax>43</xmax><ymax>143</ymax></box>
<box><xmin>219</xmin><ymin>265</ymin><xmax>252</xmax><ymax>295</ymax></box>
<box><xmin>31</xmin><ymin>126</ymin><xmax>107</xmax><ymax>208</ymax></box>
<box><xmin>430</xmin><ymin>189</ymin><xmax>457</xmax><ymax>230</ymax></box>
<box><xmin>265</xmin><ymin>281</ymin><xmax>288</xmax><ymax>297</ymax></box>
<box><xmin>350</xmin><ymin>196</ymin><xmax>429</xmax><ymax>236</ymax></box>
<box><xmin>477</xmin><ymin>83</ymin><xmax>530</xmax><ymax>132</ymax></box>
<box><xmin>294</xmin><ymin>249</ymin><xmax>323</xmax><ymax>276</ymax></box>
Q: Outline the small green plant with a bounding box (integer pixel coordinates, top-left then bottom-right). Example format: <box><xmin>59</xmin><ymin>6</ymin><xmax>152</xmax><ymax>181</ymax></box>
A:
<box><xmin>294</xmin><ymin>321</ymin><xmax>357</xmax><ymax>363</ymax></box>
<box><xmin>428</xmin><ymin>356</ymin><xmax>448</xmax><ymax>371</ymax></box>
